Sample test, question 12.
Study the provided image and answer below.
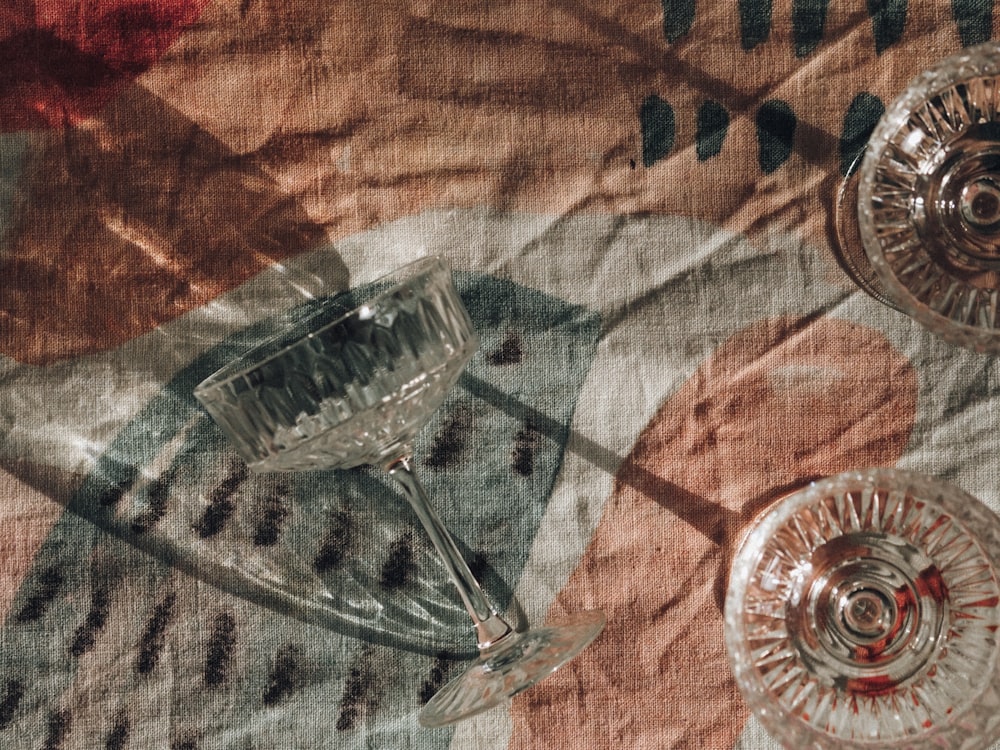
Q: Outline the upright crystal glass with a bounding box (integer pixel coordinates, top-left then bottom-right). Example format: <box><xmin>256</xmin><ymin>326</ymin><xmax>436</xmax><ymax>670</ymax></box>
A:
<box><xmin>725</xmin><ymin>468</ymin><xmax>1000</xmax><ymax>748</ymax></box>
<box><xmin>194</xmin><ymin>256</ymin><xmax>605</xmax><ymax>727</ymax></box>
<box><xmin>836</xmin><ymin>42</ymin><xmax>1000</xmax><ymax>351</ymax></box>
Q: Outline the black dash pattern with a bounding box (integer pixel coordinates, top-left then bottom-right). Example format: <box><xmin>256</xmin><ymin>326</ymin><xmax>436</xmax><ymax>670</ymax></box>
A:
<box><xmin>42</xmin><ymin>709</ymin><xmax>71</xmax><ymax>750</ymax></box>
<box><xmin>136</xmin><ymin>593</ymin><xmax>177</xmax><ymax>675</ymax></box>
<box><xmin>486</xmin><ymin>333</ymin><xmax>523</xmax><ymax>365</ymax></box>
<box><xmin>640</xmin><ymin>94</ymin><xmax>675</xmax><ymax>167</ymax></box>
<box><xmin>696</xmin><ymin>100</ymin><xmax>730</xmax><ymax>161</ymax></box>
<box><xmin>379</xmin><ymin>532</ymin><xmax>416</xmax><ymax>589</ymax></box>
<box><xmin>253</xmin><ymin>482</ymin><xmax>291</xmax><ymax>547</ymax></box>
<box><xmin>104</xmin><ymin>715</ymin><xmax>129</xmax><ymax>750</ymax></box>
<box><xmin>15</xmin><ymin>565</ymin><xmax>64</xmax><ymax>623</ymax></box>
<box><xmin>512</xmin><ymin>420</ymin><xmax>540</xmax><ymax>477</ymax></box>
<box><xmin>204</xmin><ymin>612</ymin><xmax>237</xmax><ymax>688</ymax></box>
<box><xmin>425</xmin><ymin>403</ymin><xmax>473</xmax><ymax>470</ymax></box>
<box><xmin>0</xmin><ymin>679</ymin><xmax>23</xmax><ymax>729</ymax></box>
<box><xmin>336</xmin><ymin>650</ymin><xmax>379</xmax><ymax>731</ymax></box>
<box><xmin>193</xmin><ymin>463</ymin><xmax>248</xmax><ymax>539</ymax></box>
<box><xmin>313</xmin><ymin>510</ymin><xmax>352</xmax><ymax>573</ymax></box>
<box><xmin>418</xmin><ymin>652</ymin><xmax>453</xmax><ymax>704</ymax></box>
<box><xmin>70</xmin><ymin>585</ymin><xmax>111</xmax><ymax>657</ymax></box>
<box><xmin>263</xmin><ymin>643</ymin><xmax>304</xmax><ymax>706</ymax></box>
<box><xmin>756</xmin><ymin>99</ymin><xmax>797</xmax><ymax>174</ymax></box>
<box><xmin>131</xmin><ymin>471</ymin><xmax>174</xmax><ymax>534</ymax></box>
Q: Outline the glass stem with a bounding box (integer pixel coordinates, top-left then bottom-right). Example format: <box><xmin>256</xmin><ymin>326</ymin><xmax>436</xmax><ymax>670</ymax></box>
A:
<box><xmin>385</xmin><ymin>455</ymin><xmax>514</xmax><ymax>652</ymax></box>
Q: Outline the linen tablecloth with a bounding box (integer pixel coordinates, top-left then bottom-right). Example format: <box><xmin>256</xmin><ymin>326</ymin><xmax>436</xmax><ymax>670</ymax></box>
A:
<box><xmin>2</xmin><ymin>2</ymin><xmax>999</xmax><ymax>748</ymax></box>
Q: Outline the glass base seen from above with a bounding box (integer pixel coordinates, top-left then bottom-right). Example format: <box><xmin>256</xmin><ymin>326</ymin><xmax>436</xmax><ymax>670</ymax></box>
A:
<box><xmin>418</xmin><ymin>610</ymin><xmax>606</xmax><ymax>728</ymax></box>
<box><xmin>857</xmin><ymin>42</ymin><xmax>1000</xmax><ymax>351</ymax></box>
<box><xmin>725</xmin><ymin>469</ymin><xmax>1000</xmax><ymax>749</ymax></box>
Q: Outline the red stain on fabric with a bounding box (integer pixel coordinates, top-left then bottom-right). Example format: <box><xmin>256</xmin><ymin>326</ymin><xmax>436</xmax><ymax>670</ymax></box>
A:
<box><xmin>509</xmin><ymin>316</ymin><xmax>918</xmax><ymax>749</ymax></box>
<box><xmin>0</xmin><ymin>1</ymin><xmax>209</xmax><ymax>131</ymax></box>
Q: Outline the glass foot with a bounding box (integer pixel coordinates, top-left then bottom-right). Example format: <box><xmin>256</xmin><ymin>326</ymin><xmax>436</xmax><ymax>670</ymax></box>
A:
<box><xmin>856</xmin><ymin>42</ymin><xmax>1000</xmax><ymax>351</ymax></box>
<box><xmin>726</xmin><ymin>469</ymin><xmax>1000</xmax><ymax>748</ymax></box>
<box><xmin>418</xmin><ymin>610</ymin><xmax>606</xmax><ymax>728</ymax></box>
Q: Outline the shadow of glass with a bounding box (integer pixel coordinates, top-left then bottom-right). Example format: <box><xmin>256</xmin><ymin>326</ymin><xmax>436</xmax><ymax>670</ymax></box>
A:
<box><xmin>4</xmin><ymin>269</ymin><xmax>603</xmax><ymax>658</ymax></box>
<box><xmin>0</xmin><ymin>83</ymin><xmax>331</xmax><ymax>365</ymax></box>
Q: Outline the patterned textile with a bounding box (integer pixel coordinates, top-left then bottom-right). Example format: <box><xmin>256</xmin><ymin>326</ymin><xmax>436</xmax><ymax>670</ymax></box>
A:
<box><xmin>1</xmin><ymin>2</ymin><xmax>999</xmax><ymax>749</ymax></box>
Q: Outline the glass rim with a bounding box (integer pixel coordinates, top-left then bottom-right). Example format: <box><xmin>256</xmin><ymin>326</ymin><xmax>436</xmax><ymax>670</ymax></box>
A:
<box><xmin>727</xmin><ymin>468</ymin><xmax>994</xmax><ymax>601</ymax></box>
<box><xmin>193</xmin><ymin>254</ymin><xmax>450</xmax><ymax>398</ymax></box>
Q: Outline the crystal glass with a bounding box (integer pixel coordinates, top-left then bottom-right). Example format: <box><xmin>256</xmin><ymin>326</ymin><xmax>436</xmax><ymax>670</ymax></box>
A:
<box><xmin>725</xmin><ymin>468</ymin><xmax>1000</xmax><ymax>748</ymax></box>
<box><xmin>194</xmin><ymin>256</ymin><xmax>605</xmax><ymax>727</ymax></box>
<box><xmin>836</xmin><ymin>42</ymin><xmax>1000</xmax><ymax>351</ymax></box>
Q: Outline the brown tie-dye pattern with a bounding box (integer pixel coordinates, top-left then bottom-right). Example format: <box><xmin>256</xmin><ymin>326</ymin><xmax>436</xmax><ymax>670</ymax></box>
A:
<box><xmin>4</xmin><ymin>0</ymin><xmax>994</xmax><ymax>363</ymax></box>
<box><xmin>508</xmin><ymin>316</ymin><xmax>918</xmax><ymax>749</ymax></box>
<box><xmin>0</xmin><ymin>85</ymin><xmax>333</xmax><ymax>365</ymax></box>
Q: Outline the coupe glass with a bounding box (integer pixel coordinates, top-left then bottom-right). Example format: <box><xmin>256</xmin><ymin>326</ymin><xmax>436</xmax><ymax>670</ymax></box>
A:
<box><xmin>836</xmin><ymin>42</ymin><xmax>1000</xmax><ymax>351</ymax></box>
<box><xmin>725</xmin><ymin>468</ymin><xmax>1000</xmax><ymax>748</ymax></box>
<box><xmin>193</xmin><ymin>256</ymin><xmax>605</xmax><ymax>727</ymax></box>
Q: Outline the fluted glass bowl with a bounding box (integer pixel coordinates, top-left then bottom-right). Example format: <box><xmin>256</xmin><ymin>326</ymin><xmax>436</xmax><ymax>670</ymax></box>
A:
<box><xmin>195</xmin><ymin>256</ymin><xmax>477</xmax><ymax>472</ymax></box>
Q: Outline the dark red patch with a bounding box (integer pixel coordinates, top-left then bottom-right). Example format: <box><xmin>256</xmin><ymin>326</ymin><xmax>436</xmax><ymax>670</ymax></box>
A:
<box><xmin>845</xmin><ymin>673</ymin><xmax>900</xmax><ymax>697</ymax></box>
<box><xmin>913</xmin><ymin>565</ymin><xmax>948</xmax><ymax>604</ymax></box>
<box><xmin>0</xmin><ymin>2</ymin><xmax>209</xmax><ymax>131</ymax></box>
